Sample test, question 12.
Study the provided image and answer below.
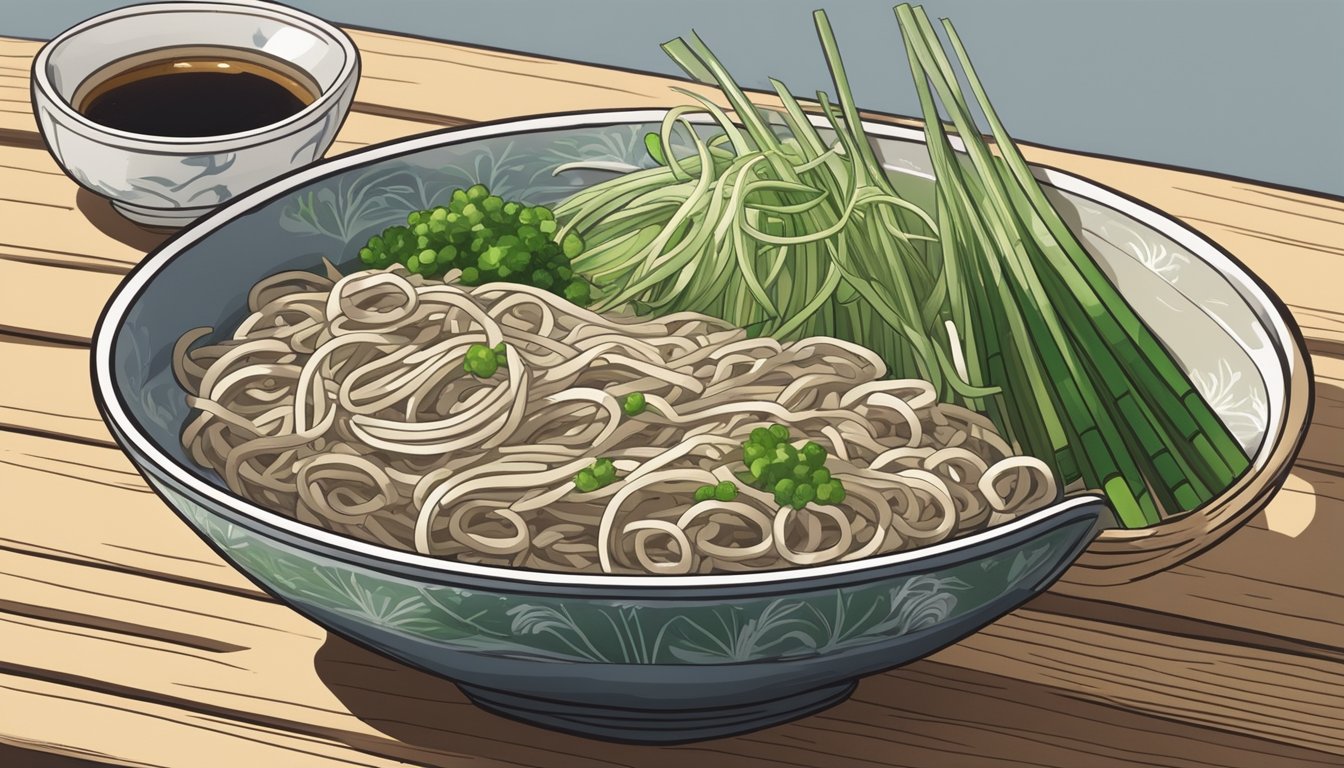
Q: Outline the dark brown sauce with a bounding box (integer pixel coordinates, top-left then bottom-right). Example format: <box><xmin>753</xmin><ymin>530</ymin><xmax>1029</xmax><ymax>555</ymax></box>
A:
<box><xmin>77</xmin><ymin>50</ymin><xmax>318</xmax><ymax>137</ymax></box>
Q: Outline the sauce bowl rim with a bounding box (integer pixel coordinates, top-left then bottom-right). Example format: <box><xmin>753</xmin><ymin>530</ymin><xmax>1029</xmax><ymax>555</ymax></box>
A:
<box><xmin>31</xmin><ymin>0</ymin><xmax>359</xmax><ymax>151</ymax></box>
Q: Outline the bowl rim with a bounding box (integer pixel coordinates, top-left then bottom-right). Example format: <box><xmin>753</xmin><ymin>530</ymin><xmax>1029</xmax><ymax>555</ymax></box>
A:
<box><xmin>31</xmin><ymin>0</ymin><xmax>359</xmax><ymax>151</ymax></box>
<box><xmin>92</xmin><ymin>108</ymin><xmax>1295</xmax><ymax>588</ymax></box>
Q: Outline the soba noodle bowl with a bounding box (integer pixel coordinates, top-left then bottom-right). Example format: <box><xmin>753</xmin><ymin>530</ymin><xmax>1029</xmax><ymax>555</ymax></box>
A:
<box><xmin>174</xmin><ymin>263</ymin><xmax>1057</xmax><ymax>575</ymax></box>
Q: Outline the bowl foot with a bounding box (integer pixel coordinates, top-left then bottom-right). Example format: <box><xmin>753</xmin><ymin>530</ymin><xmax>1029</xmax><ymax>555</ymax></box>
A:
<box><xmin>111</xmin><ymin>199</ymin><xmax>215</xmax><ymax>228</ymax></box>
<box><xmin>458</xmin><ymin>679</ymin><xmax>857</xmax><ymax>744</ymax></box>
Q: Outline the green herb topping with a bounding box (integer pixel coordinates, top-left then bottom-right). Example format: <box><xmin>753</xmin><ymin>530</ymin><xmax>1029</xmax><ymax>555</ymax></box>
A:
<box><xmin>464</xmin><ymin>342</ymin><xmax>506</xmax><ymax>378</ymax></box>
<box><xmin>574</xmin><ymin>458</ymin><xmax>618</xmax><ymax>492</ymax></box>
<box><xmin>621</xmin><ymin>392</ymin><xmax>647</xmax><ymax>417</ymax></box>
<box><xmin>693</xmin><ymin>480</ymin><xmax>740</xmax><ymax>503</ymax></box>
<box><xmin>358</xmin><ymin>184</ymin><xmax>593</xmax><ymax>304</ymax></box>
<box><xmin>740</xmin><ymin>424</ymin><xmax>845</xmax><ymax>508</ymax></box>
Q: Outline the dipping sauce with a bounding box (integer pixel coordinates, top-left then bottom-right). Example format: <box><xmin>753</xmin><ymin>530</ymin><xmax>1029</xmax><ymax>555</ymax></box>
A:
<box><xmin>75</xmin><ymin>48</ymin><xmax>319</xmax><ymax>137</ymax></box>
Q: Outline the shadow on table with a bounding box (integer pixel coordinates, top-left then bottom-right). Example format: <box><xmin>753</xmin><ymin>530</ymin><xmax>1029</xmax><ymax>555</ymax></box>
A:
<box><xmin>311</xmin><ymin>632</ymin><xmax>956</xmax><ymax>766</ymax></box>
<box><xmin>312</xmin><ymin>633</ymin><xmax>699</xmax><ymax>765</ymax></box>
<box><xmin>75</xmin><ymin>188</ymin><xmax>173</xmax><ymax>251</ymax></box>
<box><xmin>1249</xmin><ymin>375</ymin><xmax>1344</xmax><ymax>541</ymax></box>
<box><xmin>311</xmin><ymin>612</ymin><xmax>1338</xmax><ymax>768</ymax></box>
<box><xmin>0</xmin><ymin>744</ymin><xmax>115</xmax><ymax>768</ymax></box>
<box><xmin>1298</xmin><ymin>377</ymin><xmax>1343</xmax><ymax>469</ymax></box>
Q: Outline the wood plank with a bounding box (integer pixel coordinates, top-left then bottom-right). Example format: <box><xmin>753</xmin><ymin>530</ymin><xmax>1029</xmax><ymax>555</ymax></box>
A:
<box><xmin>0</xmin><ymin>334</ymin><xmax>108</xmax><ymax>446</ymax></box>
<box><xmin>0</xmin><ymin>114</ymin><xmax>435</xmax><ymax>278</ymax></box>
<box><xmin>0</xmin><ymin>257</ymin><xmax>122</xmax><ymax>344</ymax></box>
<box><xmin>3</xmin><ymin>132</ymin><xmax>1344</xmax><ymax>356</ymax></box>
<box><xmin>0</xmin><ymin>32</ymin><xmax>449</xmax><ymax>281</ymax></box>
<box><xmin>1295</xmin><ymin>354</ymin><xmax>1344</xmax><ymax>477</ymax></box>
<box><xmin>0</xmin><ymin>113</ymin><xmax>433</xmax><ymax>282</ymax></box>
<box><xmin>1048</xmin><ymin>354</ymin><xmax>1344</xmax><ymax>646</ymax></box>
<box><xmin>0</xmin><ymin>742</ymin><xmax>125</xmax><ymax>768</ymax></box>
<box><xmin>938</xmin><ymin>613</ymin><xmax>1344</xmax><ymax>756</ymax></box>
<box><xmin>6</xmin><ymin>649</ymin><xmax>1340</xmax><ymax>768</ymax></box>
<box><xmin>11</xmin><ymin>291</ymin><xmax>1344</xmax><ymax>468</ymax></box>
<box><xmin>3</xmin><ymin>144</ymin><xmax>1342</xmax><ymax>363</ymax></box>
<box><xmin>12</xmin><ymin>326</ymin><xmax>1334</xmax><ymax>481</ymax></box>
<box><xmin>0</xmin><ymin>429</ymin><xmax>263</xmax><ymax>598</ymax></box>
<box><xmin>0</xmin><ymin>148</ymin><xmax>167</xmax><ymax>273</ymax></box>
<box><xmin>0</xmin><ymin>540</ymin><xmax>1338</xmax><ymax>768</ymax></box>
<box><xmin>339</xmin><ymin>30</ymin><xmax>721</xmax><ymax>118</ymax></box>
<box><xmin>0</xmin><ymin>674</ymin><xmax>421</xmax><ymax>768</ymax></box>
<box><xmin>328</xmin><ymin>109</ymin><xmax>449</xmax><ymax>150</ymax></box>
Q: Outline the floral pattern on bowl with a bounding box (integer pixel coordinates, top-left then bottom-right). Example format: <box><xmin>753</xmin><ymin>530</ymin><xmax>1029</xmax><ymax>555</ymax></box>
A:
<box><xmin>162</xmin><ymin>482</ymin><xmax>1086</xmax><ymax>665</ymax></box>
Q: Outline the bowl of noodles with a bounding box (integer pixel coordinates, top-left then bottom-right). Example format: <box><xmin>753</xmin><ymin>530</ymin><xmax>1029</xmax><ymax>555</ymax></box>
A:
<box><xmin>91</xmin><ymin>107</ymin><xmax>1301</xmax><ymax>743</ymax></box>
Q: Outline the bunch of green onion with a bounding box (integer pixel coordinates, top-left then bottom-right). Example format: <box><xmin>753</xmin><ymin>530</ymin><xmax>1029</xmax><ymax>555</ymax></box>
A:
<box><xmin>554</xmin><ymin>4</ymin><xmax>1249</xmax><ymax>527</ymax></box>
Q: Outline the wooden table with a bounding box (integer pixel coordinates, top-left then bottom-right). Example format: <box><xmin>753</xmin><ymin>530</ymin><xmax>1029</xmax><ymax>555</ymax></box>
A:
<box><xmin>3</xmin><ymin>26</ymin><xmax>1343</xmax><ymax>768</ymax></box>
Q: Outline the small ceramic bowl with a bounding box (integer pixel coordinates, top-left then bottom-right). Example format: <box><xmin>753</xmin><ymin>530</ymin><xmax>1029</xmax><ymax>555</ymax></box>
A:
<box><xmin>30</xmin><ymin>0</ymin><xmax>359</xmax><ymax>228</ymax></box>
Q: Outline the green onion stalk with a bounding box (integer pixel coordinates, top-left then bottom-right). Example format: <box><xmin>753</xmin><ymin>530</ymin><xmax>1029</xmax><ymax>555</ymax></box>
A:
<box><xmin>892</xmin><ymin>3</ymin><xmax>1247</xmax><ymax>524</ymax></box>
<box><xmin>552</xmin><ymin>5</ymin><xmax>1249</xmax><ymax>527</ymax></box>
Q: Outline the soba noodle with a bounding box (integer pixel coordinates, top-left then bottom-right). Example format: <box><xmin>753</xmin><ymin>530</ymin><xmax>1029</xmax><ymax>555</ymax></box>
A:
<box><xmin>175</xmin><ymin>264</ymin><xmax>1057</xmax><ymax>575</ymax></box>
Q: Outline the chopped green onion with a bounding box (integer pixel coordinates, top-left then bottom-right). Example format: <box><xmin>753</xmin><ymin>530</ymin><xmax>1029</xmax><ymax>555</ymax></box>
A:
<box><xmin>574</xmin><ymin>458</ymin><xmax>618</xmax><ymax>493</ymax></box>
<box><xmin>463</xmin><ymin>343</ymin><xmax>501</xmax><ymax>378</ymax></box>
<box><xmin>714</xmin><ymin>481</ymin><xmax>739</xmax><ymax>501</ymax></box>
<box><xmin>622</xmin><ymin>392</ymin><xmax>647</xmax><ymax>416</ymax></box>
<box><xmin>356</xmin><ymin>184</ymin><xmax>595</xmax><ymax>304</ymax></box>
<box><xmin>693</xmin><ymin>481</ymin><xmax>739</xmax><ymax>503</ymax></box>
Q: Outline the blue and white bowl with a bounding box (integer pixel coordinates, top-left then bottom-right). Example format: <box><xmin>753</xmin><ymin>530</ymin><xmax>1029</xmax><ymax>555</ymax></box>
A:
<box><xmin>31</xmin><ymin>0</ymin><xmax>359</xmax><ymax>227</ymax></box>
<box><xmin>92</xmin><ymin>110</ymin><xmax>1308</xmax><ymax>743</ymax></box>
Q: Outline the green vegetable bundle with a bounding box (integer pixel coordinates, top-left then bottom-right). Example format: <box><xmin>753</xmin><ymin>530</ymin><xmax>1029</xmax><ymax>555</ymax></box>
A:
<box><xmin>553</xmin><ymin>5</ymin><xmax>1249</xmax><ymax>527</ymax></box>
<box><xmin>892</xmin><ymin>4</ymin><xmax>1247</xmax><ymax>525</ymax></box>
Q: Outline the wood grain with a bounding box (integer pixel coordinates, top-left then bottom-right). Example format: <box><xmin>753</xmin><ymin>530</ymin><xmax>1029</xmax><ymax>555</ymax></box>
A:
<box><xmin>0</xmin><ymin>674</ymin><xmax>420</xmax><ymax>768</ymax></box>
<box><xmin>0</xmin><ymin>334</ymin><xmax>109</xmax><ymax>446</ymax></box>
<box><xmin>0</xmin><ymin>258</ymin><xmax>123</xmax><ymax>345</ymax></box>
<box><xmin>0</xmin><ymin>743</ymin><xmax>126</xmax><ymax>768</ymax></box>
<box><xmin>3</xmin><ymin>25</ymin><xmax>1344</xmax><ymax>768</ymax></box>
<box><xmin>0</xmin><ymin>430</ymin><xmax>263</xmax><ymax>598</ymax></box>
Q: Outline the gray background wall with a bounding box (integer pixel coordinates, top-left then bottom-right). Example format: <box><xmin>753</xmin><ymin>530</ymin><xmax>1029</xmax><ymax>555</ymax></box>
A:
<box><xmin>6</xmin><ymin>0</ymin><xmax>1340</xmax><ymax>197</ymax></box>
